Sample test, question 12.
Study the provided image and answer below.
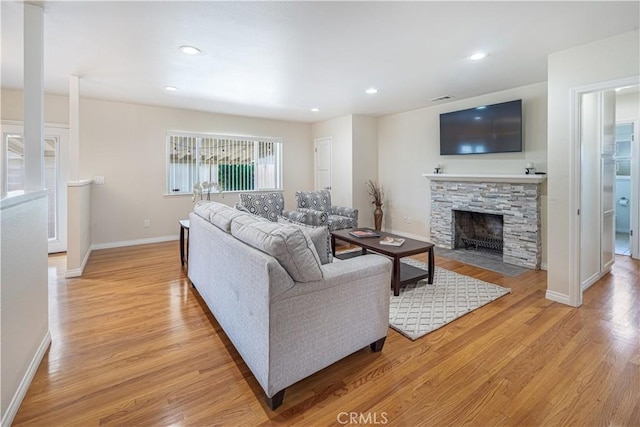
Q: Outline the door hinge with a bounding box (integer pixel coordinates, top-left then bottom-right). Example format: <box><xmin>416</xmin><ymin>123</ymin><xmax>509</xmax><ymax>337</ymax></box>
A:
<box><xmin>577</xmin><ymin>209</ymin><xmax>580</xmax><ymax>216</ymax></box>
<box><xmin>631</xmin><ymin>230</ymin><xmax>634</xmax><ymax>237</ymax></box>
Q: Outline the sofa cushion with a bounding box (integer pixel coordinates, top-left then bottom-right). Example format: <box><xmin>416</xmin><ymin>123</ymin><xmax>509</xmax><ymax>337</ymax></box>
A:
<box><xmin>231</xmin><ymin>215</ymin><xmax>323</xmax><ymax>283</ymax></box>
<box><xmin>194</xmin><ymin>201</ymin><xmax>249</xmax><ymax>233</ymax></box>
<box><xmin>278</xmin><ymin>216</ymin><xmax>332</xmax><ymax>265</ymax></box>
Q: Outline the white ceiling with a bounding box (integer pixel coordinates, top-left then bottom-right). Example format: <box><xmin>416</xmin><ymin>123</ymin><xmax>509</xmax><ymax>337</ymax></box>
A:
<box><xmin>2</xmin><ymin>1</ymin><xmax>639</xmax><ymax>123</ymax></box>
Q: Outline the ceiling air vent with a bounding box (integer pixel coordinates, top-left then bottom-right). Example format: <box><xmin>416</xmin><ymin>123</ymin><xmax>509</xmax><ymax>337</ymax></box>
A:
<box><xmin>429</xmin><ymin>95</ymin><xmax>454</xmax><ymax>102</ymax></box>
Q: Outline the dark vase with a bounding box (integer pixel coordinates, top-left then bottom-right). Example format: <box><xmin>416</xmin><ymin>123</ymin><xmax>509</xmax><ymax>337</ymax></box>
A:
<box><xmin>374</xmin><ymin>205</ymin><xmax>383</xmax><ymax>231</ymax></box>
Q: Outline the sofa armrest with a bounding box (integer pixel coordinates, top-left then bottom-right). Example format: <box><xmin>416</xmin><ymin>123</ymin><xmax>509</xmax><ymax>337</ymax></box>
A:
<box><xmin>321</xmin><ymin>254</ymin><xmax>389</xmax><ymax>285</ymax></box>
<box><xmin>282</xmin><ymin>208</ymin><xmax>328</xmax><ymax>226</ymax></box>
<box><xmin>330</xmin><ymin>205</ymin><xmax>358</xmax><ymax>222</ymax></box>
<box><xmin>273</xmin><ymin>254</ymin><xmax>391</xmax><ymax>300</ymax></box>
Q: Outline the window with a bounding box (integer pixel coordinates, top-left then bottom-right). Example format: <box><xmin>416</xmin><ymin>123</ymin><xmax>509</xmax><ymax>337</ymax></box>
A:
<box><xmin>2</xmin><ymin>131</ymin><xmax>59</xmax><ymax>240</ymax></box>
<box><xmin>166</xmin><ymin>132</ymin><xmax>283</xmax><ymax>195</ymax></box>
<box><xmin>615</xmin><ymin>122</ymin><xmax>633</xmax><ymax>177</ymax></box>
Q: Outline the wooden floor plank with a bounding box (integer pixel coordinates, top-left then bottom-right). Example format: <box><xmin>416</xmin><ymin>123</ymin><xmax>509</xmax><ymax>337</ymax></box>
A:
<box><xmin>11</xmin><ymin>242</ymin><xmax>640</xmax><ymax>426</ymax></box>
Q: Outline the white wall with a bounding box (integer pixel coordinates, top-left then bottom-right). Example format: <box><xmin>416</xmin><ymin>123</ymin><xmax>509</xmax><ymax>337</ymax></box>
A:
<box><xmin>377</xmin><ymin>82</ymin><xmax>548</xmax><ymax>262</ymax></box>
<box><xmin>310</xmin><ymin>115</ymin><xmax>378</xmax><ymax>228</ymax></box>
<box><xmin>2</xmin><ymin>90</ymin><xmax>314</xmax><ymax>247</ymax></box>
<box><xmin>1</xmin><ymin>192</ymin><xmax>50</xmax><ymax>426</ymax></box>
<box><xmin>352</xmin><ymin>115</ymin><xmax>378</xmax><ymax>229</ymax></box>
<box><xmin>80</xmin><ymin>98</ymin><xmax>313</xmax><ymax>246</ymax></box>
<box><xmin>547</xmin><ymin>30</ymin><xmax>640</xmax><ymax>305</ymax></box>
<box><xmin>617</xmin><ymin>91</ymin><xmax>640</xmax><ymax>121</ymax></box>
<box><xmin>66</xmin><ymin>181</ymin><xmax>92</xmax><ymax>276</ymax></box>
<box><xmin>1</xmin><ymin>89</ymin><xmax>69</xmax><ymax>125</ymax></box>
<box><xmin>311</xmin><ymin>115</ymin><xmax>353</xmax><ymax>207</ymax></box>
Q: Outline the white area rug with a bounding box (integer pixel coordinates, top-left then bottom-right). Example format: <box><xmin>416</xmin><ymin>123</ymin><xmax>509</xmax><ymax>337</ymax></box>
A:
<box><xmin>390</xmin><ymin>258</ymin><xmax>511</xmax><ymax>340</ymax></box>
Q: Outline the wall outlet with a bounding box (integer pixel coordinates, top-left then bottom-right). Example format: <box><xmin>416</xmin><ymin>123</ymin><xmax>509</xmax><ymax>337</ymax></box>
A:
<box><xmin>93</xmin><ymin>176</ymin><xmax>105</xmax><ymax>185</ymax></box>
<box><xmin>144</xmin><ymin>220</ymin><xmax>150</xmax><ymax>228</ymax></box>
<box><xmin>403</xmin><ymin>216</ymin><xmax>412</xmax><ymax>224</ymax></box>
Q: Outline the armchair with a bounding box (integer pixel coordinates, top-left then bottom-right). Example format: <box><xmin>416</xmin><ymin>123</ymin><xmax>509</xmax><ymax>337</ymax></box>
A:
<box><xmin>236</xmin><ymin>191</ymin><xmax>328</xmax><ymax>226</ymax></box>
<box><xmin>295</xmin><ymin>189</ymin><xmax>358</xmax><ymax>231</ymax></box>
<box><xmin>236</xmin><ymin>192</ymin><xmax>286</xmax><ymax>222</ymax></box>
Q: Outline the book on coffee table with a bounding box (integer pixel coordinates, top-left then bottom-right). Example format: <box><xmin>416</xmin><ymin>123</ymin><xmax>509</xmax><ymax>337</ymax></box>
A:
<box><xmin>380</xmin><ymin>236</ymin><xmax>405</xmax><ymax>246</ymax></box>
<box><xmin>348</xmin><ymin>228</ymin><xmax>380</xmax><ymax>238</ymax></box>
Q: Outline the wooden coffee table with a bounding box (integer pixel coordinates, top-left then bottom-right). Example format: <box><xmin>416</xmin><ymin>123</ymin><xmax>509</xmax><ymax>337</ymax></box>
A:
<box><xmin>331</xmin><ymin>229</ymin><xmax>434</xmax><ymax>296</ymax></box>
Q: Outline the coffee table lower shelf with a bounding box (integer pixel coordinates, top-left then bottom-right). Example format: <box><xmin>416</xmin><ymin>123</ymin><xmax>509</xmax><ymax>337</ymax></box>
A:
<box><xmin>336</xmin><ymin>250</ymin><xmax>430</xmax><ymax>289</ymax></box>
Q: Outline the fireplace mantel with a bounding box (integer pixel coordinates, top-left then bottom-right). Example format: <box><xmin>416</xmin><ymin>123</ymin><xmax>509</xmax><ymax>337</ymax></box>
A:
<box><xmin>422</xmin><ymin>173</ymin><xmax>546</xmax><ymax>184</ymax></box>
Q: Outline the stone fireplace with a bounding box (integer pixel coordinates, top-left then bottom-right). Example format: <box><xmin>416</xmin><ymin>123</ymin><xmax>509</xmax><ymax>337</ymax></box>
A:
<box><xmin>425</xmin><ymin>174</ymin><xmax>545</xmax><ymax>269</ymax></box>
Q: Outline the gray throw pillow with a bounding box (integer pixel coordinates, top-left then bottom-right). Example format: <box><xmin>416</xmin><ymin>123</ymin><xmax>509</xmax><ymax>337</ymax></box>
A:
<box><xmin>277</xmin><ymin>215</ymin><xmax>332</xmax><ymax>265</ymax></box>
<box><xmin>231</xmin><ymin>215</ymin><xmax>323</xmax><ymax>283</ymax></box>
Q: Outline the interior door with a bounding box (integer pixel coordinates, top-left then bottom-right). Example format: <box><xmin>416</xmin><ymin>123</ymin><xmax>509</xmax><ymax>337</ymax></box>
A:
<box><xmin>579</xmin><ymin>92</ymin><xmax>601</xmax><ymax>287</ymax></box>
<box><xmin>579</xmin><ymin>90</ymin><xmax>616</xmax><ymax>289</ymax></box>
<box><xmin>601</xmin><ymin>90</ymin><xmax>616</xmax><ymax>271</ymax></box>
<box><xmin>2</xmin><ymin>124</ymin><xmax>68</xmax><ymax>253</ymax></box>
<box><xmin>601</xmin><ymin>157</ymin><xmax>616</xmax><ymax>270</ymax></box>
<box><xmin>634</xmin><ymin>120</ymin><xmax>639</xmax><ymax>260</ymax></box>
<box><xmin>314</xmin><ymin>137</ymin><xmax>332</xmax><ymax>191</ymax></box>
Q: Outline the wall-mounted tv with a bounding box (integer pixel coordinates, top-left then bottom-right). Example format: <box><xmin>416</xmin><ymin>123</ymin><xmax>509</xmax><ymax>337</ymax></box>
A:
<box><xmin>439</xmin><ymin>99</ymin><xmax>522</xmax><ymax>155</ymax></box>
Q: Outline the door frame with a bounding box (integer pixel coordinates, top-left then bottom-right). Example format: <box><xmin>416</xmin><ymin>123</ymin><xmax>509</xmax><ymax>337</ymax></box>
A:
<box><xmin>614</xmin><ymin>118</ymin><xmax>639</xmax><ymax>260</ymax></box>
<box><xmin>569</xmin><ymin>75</ymin><xmax>640</xmax><ymax>307</ymax></box>
<box><xmin>630</xmin><ymin>119</ymin><xmax>640</xmax><ymax>259</ymax></box>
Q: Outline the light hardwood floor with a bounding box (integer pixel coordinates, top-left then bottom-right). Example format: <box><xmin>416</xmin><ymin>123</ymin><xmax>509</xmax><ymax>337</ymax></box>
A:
<box><xmin>12</xmin><ymin>242</ymin><xmax>640</xmax><ymax>426</ymax></box>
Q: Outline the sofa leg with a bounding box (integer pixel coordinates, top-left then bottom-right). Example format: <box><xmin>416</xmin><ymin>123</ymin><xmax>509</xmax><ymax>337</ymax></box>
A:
<box><xmin>370</xmin><ymin>337</ymin><xmax>386</xmax><ymax>352</ymax></box>
<box><xmin>266</xmin><ymin>389</ymin><xmax>285</xmax><ymax>410</ymax></box>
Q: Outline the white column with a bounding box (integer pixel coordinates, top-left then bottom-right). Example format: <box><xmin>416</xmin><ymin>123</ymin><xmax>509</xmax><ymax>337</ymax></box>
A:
<box><xmin>69</xmin><ymin>75</ymin><xmax>80</xmax><ymax>182</ymax></box>
<box><xmin>23</xmin><ymin>3</ymin><xmax>44</xmax><ymax>191</ymax></box>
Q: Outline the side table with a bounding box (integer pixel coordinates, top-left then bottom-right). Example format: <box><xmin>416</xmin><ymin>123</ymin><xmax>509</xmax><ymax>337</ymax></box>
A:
<box><xmin>179</xmin><ymin>219</ymin><xmax>190</xmax><ymax>267</ymax></box>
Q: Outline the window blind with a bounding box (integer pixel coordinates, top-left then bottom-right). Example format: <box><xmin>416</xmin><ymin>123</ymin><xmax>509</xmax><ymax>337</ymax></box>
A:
<box><xmin>167</xmin><ymin>132</ymin><xmax>283</xmax><ymax>195</ymax></box>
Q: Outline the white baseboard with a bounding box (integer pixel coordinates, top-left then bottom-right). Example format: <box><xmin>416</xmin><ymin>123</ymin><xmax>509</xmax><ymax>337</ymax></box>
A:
<box><xmin>540</xmin><ymin>262</ymin><xmax>548</xmax><ymax>271</ymax></box>
<box><xmin>581</xmin><ymin>271</ymin><xmax>602</xmax><ymax>292</ymax></box>
<box><xmin>65</xmin><ymin>236</ymin><xmax>179</xmax><ymax>278</ymax></box>
<box><xmin>385</xmin><ymin>229</ymin><xmax>430</xmax><ymax>242</ymax></box>
<box><xmin>545</xmin><ymin>289</ymin><xmax>571</xmax><ymax>306</ymax></box>
<box><xmin>92</xmin><ymin>234</ymin><xmax>178</xmax><ymax>251</ymax></box>
<box><xmin>1</xmin><ymin>331</ymin><xmax>51</xmax><ymax>427</ymax></box>
<box><xmin>65</xmin><ymin>246</ymin><xmax>92</xmax><ymax>278</ymax></box>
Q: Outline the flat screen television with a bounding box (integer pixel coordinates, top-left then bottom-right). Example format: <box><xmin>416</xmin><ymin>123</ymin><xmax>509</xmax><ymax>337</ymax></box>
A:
<box><xmin>439</xmin><ymin>99</ymin><xmax>522</xmax><ymax>155</ymax></box>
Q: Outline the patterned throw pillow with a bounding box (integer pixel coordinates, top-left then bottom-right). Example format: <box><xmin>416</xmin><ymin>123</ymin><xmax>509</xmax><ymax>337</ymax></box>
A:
<box><xmin>238</xmin><ymin>192</ymin><xmax>284</xmax><ymax>222</ymax></box>
<box><xmin>277</xmin><ymin>216</ymin><xmax>332</xmax><ymax>265</ymax></box>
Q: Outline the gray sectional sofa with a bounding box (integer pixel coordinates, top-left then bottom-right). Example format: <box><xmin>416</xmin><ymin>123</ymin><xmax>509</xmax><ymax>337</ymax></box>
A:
<box><xmin>188</xmin><ymin>201</ymin><xmax>392</xmax><ymax>410</ymax></box>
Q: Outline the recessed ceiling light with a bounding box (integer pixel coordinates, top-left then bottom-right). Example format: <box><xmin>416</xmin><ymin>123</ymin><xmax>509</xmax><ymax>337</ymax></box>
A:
<box><xmin>365</xmin><ymin>87</ymin><xmax>378</xmax><ymax>95</ymax></box>
<box><xmin>179</xmin><ymin>45</ymin><xmax>201</xmax><ymax>55</ymax></box>
<box><xmin>310</xmin><ymin>108</ymin><xmax>320</xmax><ymax>112</ymax></box>
<box><xmin>469</xmin><ymin>52</ymin><xmax>487</xmax><ymax>61</ymax></box>
<box><xmin>164</xmin><ymin>86</ymin><xmax>178</xmax><ymax>92</ymax></box>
